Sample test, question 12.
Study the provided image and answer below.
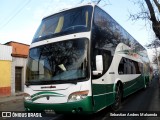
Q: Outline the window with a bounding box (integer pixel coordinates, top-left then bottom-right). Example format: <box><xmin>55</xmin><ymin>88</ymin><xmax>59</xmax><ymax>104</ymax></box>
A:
<box><xmin>26</xmin><ymin>38</ymin><xmax>89</xmax><ymax>85</ymax></box>
<box><xmin>91</xmin><ymin>6</ymin><xmax>114</xmax><ymax>79</ymax></box>
<box><xmin>32</xmin><ymin>6</ymin><xmax>93</xmax><ymax>43</ymax></box>
<box><xmin>118</xmin><ymin>57</ymin><xmax>141</xmax><ymax>75</ymax></box>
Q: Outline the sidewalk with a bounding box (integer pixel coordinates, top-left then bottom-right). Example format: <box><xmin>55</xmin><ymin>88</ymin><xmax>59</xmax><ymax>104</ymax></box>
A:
<box><xmin>0</xmin><ymin>92</ymin><xmax>24</xmax><ymax>103</ymax></box>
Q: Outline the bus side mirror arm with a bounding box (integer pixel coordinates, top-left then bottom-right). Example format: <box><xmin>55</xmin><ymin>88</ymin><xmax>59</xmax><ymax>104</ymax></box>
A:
<box><xmin>92</xmin><ymin>55</ymin><xmax>103</xmax><ymax>75</ymax></box>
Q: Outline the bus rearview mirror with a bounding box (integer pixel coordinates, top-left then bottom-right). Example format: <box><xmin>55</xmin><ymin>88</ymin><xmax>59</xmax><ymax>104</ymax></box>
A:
<box><xmin>93</xmin><ymin>55</ymin><xmax>103</xmax><ymax>75</ymax></box>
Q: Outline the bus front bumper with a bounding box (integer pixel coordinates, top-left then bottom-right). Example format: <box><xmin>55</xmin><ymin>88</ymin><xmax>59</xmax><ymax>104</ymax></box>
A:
<box><xmin>24</xmin><ymin>97</ymin><xmax>93</xmax><ymax>114</ymax></box>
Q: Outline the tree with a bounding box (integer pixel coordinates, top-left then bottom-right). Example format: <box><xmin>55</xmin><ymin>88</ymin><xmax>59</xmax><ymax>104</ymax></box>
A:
<box><xmin>146</xmin><ymin>38</ymin><xmax>160</xmax><ymax>49</ymax></box>
<box><xmin>145</xmin><ymin>0</ymin><xmax>160</xmax><ymax>40</ymax></box>
<box><xmin>129</xmin><ymin>0</ymin><xmax>160</xmax><ymax>40</ymax></box>
<box><xmin>146</xmin><ymin>38</ymin><xmax>160</xmax><ymax>71</ymax></box>
<box><xmin>152</xmin><ymin>53</ymin><xmax>160</xmax><ymax>64</ymax></box>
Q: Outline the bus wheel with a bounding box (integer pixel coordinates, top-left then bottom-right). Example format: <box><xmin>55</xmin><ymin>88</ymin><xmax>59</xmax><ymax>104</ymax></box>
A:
<box><xmin>144</xmin><ymin>78</ymin><xmax>149</xmax><ymax>89</ymax></box>
<box><xmin>111</xmin><ymin>84</ymin><xmax>122</xmax><ymax>111</ymax></box>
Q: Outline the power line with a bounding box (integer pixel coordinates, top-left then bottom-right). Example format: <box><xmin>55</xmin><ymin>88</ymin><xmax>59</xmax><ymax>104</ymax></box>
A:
<box><xmin>0</xmin><ymin>0</ymin><xmax>31</xmax><ymax>30</ymax></box>
<box><xmin>0</xmin><ymin>0</ymin><xmax>24</xmax><ymax>25</ymax></box>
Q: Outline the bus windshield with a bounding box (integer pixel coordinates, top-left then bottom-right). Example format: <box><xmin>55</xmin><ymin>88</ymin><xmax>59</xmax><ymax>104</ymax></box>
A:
<box><xmin>26</xmin><ymin>38</ymin><xmax>89</xmax><ymax>85</ymax></box>
<box><xmin>32</xmin><ymin>6</ymin><xmax>93</xmax><ymax>43</ymax></box>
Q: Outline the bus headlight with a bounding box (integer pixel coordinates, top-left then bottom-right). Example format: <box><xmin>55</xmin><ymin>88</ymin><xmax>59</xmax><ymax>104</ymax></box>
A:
<box><xmin>25</xmin><ymin>96</ymin><xmax>32</xmax><ymax>101</ymax></box>
<box><xmin>24</xmin><ymin>93</ymin><xmax>32</xmax><ymax>102</ymax></box>
<box><xmin>68</xmin><ymin>90</ymin><xmax>89</xmax><ymax>102</ymax></box>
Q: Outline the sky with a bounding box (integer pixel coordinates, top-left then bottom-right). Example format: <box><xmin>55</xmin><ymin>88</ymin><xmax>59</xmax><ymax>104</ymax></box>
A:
<box><xmin>0</xmin><ymin>0</ymin><xmax>156</xmax><ymax>61</ymax></box>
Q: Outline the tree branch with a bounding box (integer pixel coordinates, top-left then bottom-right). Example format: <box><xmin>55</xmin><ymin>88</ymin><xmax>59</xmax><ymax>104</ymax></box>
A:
<box><xmin>145</xmin><ymin>0</ymin><xmax>157</xmax><ymax>22</ymax></box>
<box><xmin>144</xmin><ymin>0</ymin><xmax>160</xmax><ymax>39</ymax></box>
<box><xmin>97</xmin><ymin>0</ymin><xmax>101</xmax><ymax>4</ymax></box>
<box><xmin>153</xmin><ymin>0</ymin><xmax>160</xmax><ymax>12</ymax></box>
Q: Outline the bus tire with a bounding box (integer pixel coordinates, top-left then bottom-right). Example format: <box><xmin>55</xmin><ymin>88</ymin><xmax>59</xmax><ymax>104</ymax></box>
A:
<box><xmin>111</xmin><ymin>83</ymin><xmax>122</xmax><ymax>111</ymax></box>
<box><xmin>144</xmin><ymin>77</ymin><xmax>149</xmax><ymax>89</ymax></box>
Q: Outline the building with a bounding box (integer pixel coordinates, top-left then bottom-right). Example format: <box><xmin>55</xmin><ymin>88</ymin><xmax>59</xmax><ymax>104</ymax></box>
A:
<box><xmin>0</xmin><ymin>41</ymin><xmax>29</xmax><ymax>97</ymax></box>
<box><xmin>0</xmin><ymin>44</ymin><xmax>12</xmax><ymax>96</ymax></box>
<box><xmin>5</xmin><ymin>41</ymin><xmax>29</xmax><ymax>95</ymax></box>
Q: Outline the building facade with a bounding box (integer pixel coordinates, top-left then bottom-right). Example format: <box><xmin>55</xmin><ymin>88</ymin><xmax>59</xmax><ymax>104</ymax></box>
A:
<box><xmin>5</xmin><ymin>41</ymin><xmax>29</xmax><ymax>95</ymax></box>
<box><xmin>0</xmin><ymin>45</ymin><xmax>12</xmax><ymax>96</ymax></box>
<box><xmin>0</xmin><ymin>41</ymin><xmax>29</xmax><ymax>97</ymax></box>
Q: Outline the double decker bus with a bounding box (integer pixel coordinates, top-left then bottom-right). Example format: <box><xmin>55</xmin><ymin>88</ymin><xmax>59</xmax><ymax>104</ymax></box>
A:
<box><xmin>24</xmin><ymin>3</ymin><xmax>150</xmax><ymax>114</ymax></box>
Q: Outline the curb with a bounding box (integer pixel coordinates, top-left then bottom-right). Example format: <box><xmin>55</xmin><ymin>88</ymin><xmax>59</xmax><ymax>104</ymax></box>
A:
<box><xmin>0</xmin><ymin>93</ymin><xmax>24</xmax><ymax>103</ymax></box>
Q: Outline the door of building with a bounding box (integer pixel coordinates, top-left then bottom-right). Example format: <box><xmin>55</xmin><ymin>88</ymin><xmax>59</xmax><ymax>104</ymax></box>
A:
<box><xmin>15</xmin><ymin>67</ymin><xmax>22</xmax><ymax>92</ymax></box>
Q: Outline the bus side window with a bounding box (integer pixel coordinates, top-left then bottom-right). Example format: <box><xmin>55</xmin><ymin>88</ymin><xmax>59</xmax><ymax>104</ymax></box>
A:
<box><xmin>118</xmin><ymin>58</ymin><xmax>124</xmax><ymax>74</ymax></box>
<box><xmin>118</xmin><ymin>57</ymin><xmax>141</xmax><ymax>75</ymax></box>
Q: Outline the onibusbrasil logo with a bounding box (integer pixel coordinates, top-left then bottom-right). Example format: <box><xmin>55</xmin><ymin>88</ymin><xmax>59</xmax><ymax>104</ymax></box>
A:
<box><xmin>1</xmin><ymin>112</ymin><xmax>42</xmax><ymax>118</ymax></box>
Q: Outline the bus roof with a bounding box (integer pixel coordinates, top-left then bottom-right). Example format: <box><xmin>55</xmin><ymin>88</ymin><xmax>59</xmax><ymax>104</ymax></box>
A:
<box><xmin>43</xmin><ymin>3</ymin><xmax>96</xmax><ymax>19</ymax></box>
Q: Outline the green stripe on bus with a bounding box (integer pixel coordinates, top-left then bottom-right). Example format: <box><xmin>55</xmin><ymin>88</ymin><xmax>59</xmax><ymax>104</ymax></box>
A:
<box><xmin>31</xmin><ymin>91</ymin><xmax>65</xmax><ymax>98</ymax></box>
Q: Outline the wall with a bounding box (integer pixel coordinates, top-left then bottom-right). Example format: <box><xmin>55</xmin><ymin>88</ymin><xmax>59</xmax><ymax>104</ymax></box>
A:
<box><xmin>0</xmin><ymin>45</ymin><xmax>12</xmax><ymax>96</ymax></box>
<box><xmin>0</xmin><ymin>45</ymin><xmax>12</xmax><ymax>60</ymax></box>
<box><xmin>0</xmin><ymin>61</ymin><xmax>11</xmax><ymax>96</ymax></box>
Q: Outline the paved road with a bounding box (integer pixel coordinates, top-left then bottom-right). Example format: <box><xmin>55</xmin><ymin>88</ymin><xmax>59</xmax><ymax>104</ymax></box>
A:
<box><xmin>0</xmin><ymin>77</ymin><xmax>159</xmax><ymax>120</ymax></box>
